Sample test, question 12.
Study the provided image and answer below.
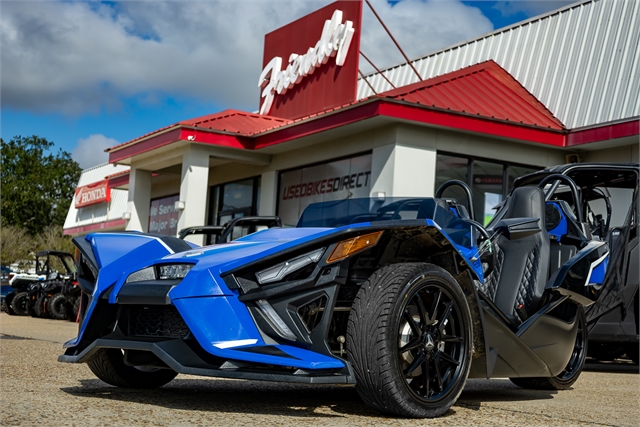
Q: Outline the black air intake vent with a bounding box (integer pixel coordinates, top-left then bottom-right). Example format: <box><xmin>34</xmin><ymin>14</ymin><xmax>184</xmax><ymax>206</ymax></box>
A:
<box><xmin>297</xmin><ymin>296</ymin><xmax>327</xmax><ymax>333</ymax></box>
<box><xmin>128</xmin><ymin>305</ymin><xmax>190</xmax><ymax>339</ymax></box>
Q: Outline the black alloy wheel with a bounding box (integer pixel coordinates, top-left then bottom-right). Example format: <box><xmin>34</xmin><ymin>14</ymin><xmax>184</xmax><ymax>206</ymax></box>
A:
<box><xmin>348</xmin><ymin>263</ymin><xmax>473</xmax><ymax>418</ymax></box>
<box><xmin>398</xmin><ymin>279</ymin><xmax>467</xmax><ymax>403</ymax></box>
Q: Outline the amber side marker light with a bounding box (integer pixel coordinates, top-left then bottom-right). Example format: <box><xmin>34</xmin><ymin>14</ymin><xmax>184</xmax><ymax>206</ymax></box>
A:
<box><xmin>326</xmin><ymin>231</ymin><xmax>384</xmax><ymax>264</ymax></box>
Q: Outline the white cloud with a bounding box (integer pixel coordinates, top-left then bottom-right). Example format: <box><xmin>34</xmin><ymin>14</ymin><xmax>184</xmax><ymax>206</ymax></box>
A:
<box><xmin>72</xmin><ymin>134</ymin><xmax>119</xmax><ymax>169</ymax></box>
<box><xmin>1</xmin><ymin>0</ymin><xmax>494</xmax><ymax>116</ymax></box>
<box><xmin>491</xmin><ymin>0</ymin><xmax>575</xmax><ymax>17</ymax></box>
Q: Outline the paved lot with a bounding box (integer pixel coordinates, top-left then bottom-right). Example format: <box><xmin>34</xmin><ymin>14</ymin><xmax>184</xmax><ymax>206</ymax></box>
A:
<box><xmin>1</xmin><ymin>312</ymin><xmax>638</xmax><ymax>426</ymax></box>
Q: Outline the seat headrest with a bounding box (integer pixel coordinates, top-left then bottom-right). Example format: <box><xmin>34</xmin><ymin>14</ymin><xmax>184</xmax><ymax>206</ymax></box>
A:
<box><xmin>503</xmin><ymin>187</ymin><xmax>546</xmax><ymax>221</ymax></box>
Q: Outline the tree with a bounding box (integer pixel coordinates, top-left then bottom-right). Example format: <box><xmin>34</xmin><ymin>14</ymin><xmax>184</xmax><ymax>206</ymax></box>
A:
<box><xmin>0</xmin><ymin>222</ymin><xmax>32</xmax><ymax>266</ymax></box>
<box><xmin>1</xmin><ymin>136</ymin><xmax>82</xmax><ymax>234</ymax></box>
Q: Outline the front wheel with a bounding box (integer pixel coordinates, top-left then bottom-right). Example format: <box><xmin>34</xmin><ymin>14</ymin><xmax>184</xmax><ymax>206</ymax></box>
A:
<box><xmin>88</xmin><ymin>348</ymin><xmax>177</xmax><ymax>388</ymax></box>
<box><xmin>347</xmin><ymin>263</ymin><xmax>473</xmax><ymax>418</ymax></box>
<box><xmin>510</xmin><ymin>306</ymin><xmax>587</xmax><ymax>390</ymax></box>
<box><xmin>10</xmin><ymin>292</ymin><xmax>29</xmax><ymax>316</ymax></box>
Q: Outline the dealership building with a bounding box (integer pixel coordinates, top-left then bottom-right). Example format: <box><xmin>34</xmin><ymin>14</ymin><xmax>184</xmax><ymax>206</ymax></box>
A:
<box><xmin>64</xmin><ymin>0</ymin><xmax>639</xmax><ymax>243</ymax></box>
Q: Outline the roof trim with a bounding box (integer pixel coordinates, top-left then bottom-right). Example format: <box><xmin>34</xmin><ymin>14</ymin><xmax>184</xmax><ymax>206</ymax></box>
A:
<box><xmin>63</xmin><ymin>219</ymin><xmax>127</xmax><ymax>236</ymax></box>
<box><xmin>567</xmin><ymin>118</ymin><xmax>639</xmax><ymax>146</ymax></box>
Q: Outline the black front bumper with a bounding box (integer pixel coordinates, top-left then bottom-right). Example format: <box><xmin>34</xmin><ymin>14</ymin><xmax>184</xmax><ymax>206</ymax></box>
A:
<box><xmin>59</xmin><ymin>337</ymin><xmax>356</xmax><ymax>385</ymax></box>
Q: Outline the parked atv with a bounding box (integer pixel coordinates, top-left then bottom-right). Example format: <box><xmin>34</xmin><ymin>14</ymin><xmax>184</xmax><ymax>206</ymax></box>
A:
<box><xmin>3</xmin><ymin>272</ymin><xmax>45</xmax><ymax>316</ymax></box>
<box><xmin>16</xmin><ymin>250</ymin><xmax>77</xmax><ymax>319</ymax></box>
<box><xmin>516</xmin><ymin>163</ymin><xmax>639</xmax><ymax>364</ymax></box>
<box><xmin>61</xmin><ymin>279</ymin><xmax>82</xmax><ymax>322</ymax></box>
<box><xmin>26</xmin><ymin>279</ymin><xmax>65</xmax><ymax>319</ymax></box>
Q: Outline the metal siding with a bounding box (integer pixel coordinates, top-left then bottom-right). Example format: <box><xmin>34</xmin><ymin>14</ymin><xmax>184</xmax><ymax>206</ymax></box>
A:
<box><xmin>358</xmin><ymin>0</ymin><xmax>639</xmax><ymax>129</ymax></box>
<box><xmin>77</xmin><ymin>163</ymin><xmax>129</xmax><ymax>187</ymax></box>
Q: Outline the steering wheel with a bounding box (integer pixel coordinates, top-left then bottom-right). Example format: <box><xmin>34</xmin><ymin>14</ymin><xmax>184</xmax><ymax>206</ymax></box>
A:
<box><xmin>537</xmin><ymin>174</ymin><xmax>584</xmax><ymax>223</ymax></box>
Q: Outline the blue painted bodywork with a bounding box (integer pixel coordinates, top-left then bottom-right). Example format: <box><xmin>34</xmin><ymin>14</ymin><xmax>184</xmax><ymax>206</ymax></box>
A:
<box><xmin>64</xmin><ymin>199</ymin><xmax>494</xmax><ymax>370</ymax></box>
<box><xmin>547</xmin><ymin>202</ymin><xmax>569</xmax><ymax>241</ymax></box>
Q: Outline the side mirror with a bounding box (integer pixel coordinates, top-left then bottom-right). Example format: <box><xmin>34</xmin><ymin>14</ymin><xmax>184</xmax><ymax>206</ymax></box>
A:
<box><xmin>492</xmin><ymin>217</ymin><xmax>541</xmax><ymax>240</ymax></box>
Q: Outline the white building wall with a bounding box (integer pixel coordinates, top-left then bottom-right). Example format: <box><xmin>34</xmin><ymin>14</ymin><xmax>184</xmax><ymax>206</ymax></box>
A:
<box><xmin>177</xmin><ymin>145</ymin><xmax>210</xmax><ymax>245</ymax></box>
<box><xmin>63</xmin><ymin>163</ymin><xmax>130</xmax><ymax>232</ymax></box>
<box><xmin>125</xmin><ymin>168</ymin><xmax>152</xmax><ymax>232</ymax></box>
<box><xmin>358</xmin><ymin>0</ymin><xmax>640</xmax><ymax>129</ymax></box>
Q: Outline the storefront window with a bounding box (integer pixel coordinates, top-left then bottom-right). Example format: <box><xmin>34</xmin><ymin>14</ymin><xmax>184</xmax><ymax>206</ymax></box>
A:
<box><xmin>148</xmin><ymin>195</ymin><xmax>180</xmax><ymax>236</ymax></box>
<box><xmin>436</xmin><ymin>153</ymin><xmax>542</xmax><ymax>226</ymax></box>
<box><xmin>507</xmin><ymin>165</ymin><xmax>540</xmax><ymax>193</ymax></box>
<box><xmin>471</xmin><ymin>160</ymin><xmax>504</xmax><ymax>225</ymax></box>
<box><xmin>278</xmin><ymin>153</ymin><xmax>372</xmax><ymax>227</ymax></box>
<box><xmin>435</xmin><ymin>154</ymin><xmax>470</xmax><ymax>212</ymax></box>
<box><xmin>208</xmin><ymin>177</ymin><xmax>261</xmax><ymax>229</ymax></box>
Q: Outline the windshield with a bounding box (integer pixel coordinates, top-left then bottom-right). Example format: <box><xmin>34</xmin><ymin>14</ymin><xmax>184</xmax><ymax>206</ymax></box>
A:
<box><xmin>297</xmin><ymin>197</ymin><xmax>477</xmax><ymax>248</ymax></box>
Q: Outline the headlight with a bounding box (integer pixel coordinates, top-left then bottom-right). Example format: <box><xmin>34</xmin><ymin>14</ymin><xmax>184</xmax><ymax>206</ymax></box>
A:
<box><xmin>125</xmin><ymin>264</ymin><xmax>193</xmax><ymax>283</ymax></box>
<box><xmin>158</xmin><ymin>264</ymin><xmax>193</xmax><ymax>280</ymax></box>
<box><xmin>255</xmin><ymin>248</ymin><xmax>325</xmax><ymax>285</ymax></box>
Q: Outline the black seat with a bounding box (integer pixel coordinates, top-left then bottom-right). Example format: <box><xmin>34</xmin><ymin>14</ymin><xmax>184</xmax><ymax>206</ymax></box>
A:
<box><xmin>482</xmin><ymin>187</ymin><xmax>550</xmax><ymax>323</ymax></box>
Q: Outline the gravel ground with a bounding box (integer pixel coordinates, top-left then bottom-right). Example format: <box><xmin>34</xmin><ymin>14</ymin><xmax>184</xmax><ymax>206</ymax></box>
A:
<box><xmin>1</xmin><ymin>312</ymin><xmax>638</xmax><ymax>426</ymax></box>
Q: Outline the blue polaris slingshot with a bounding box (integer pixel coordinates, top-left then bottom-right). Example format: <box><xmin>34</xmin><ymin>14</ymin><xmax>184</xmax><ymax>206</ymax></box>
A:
<box><xmin>60</xmin><ymin>177</ymin><xmax>607</xmax><ymax>418</ymax></box>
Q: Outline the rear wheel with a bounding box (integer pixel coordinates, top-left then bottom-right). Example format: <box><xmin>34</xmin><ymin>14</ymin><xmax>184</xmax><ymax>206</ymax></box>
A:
<box><xmin>9</xmin><ymin>292</ymin><xmax>29</xmax><ymax>316</ymax></box>
<box><xmin>88</xmin><ymin>348</ymin><xmax>177</xmax><ymax>388</ymax></box>
<box><xmin>510</xmin><ymin>307</ymin><xmax>587</xmax><ymax>390</ymax></box>
<box><xmin>48</xmin><ymin>293</ymin><xmax>67</xmax><ymax>320</ymax></box>
<box><xmin>347</xmin><ymin>263</ymin><xmax>473</xmax><ymax>418</ymax></box>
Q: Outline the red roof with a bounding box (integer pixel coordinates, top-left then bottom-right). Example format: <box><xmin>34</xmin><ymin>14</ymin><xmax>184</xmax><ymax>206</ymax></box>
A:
<box><xmin>180</xmin><ymin>109</ymin><xmax>292</xmax><ymax>134</ymax></box>
<box><xmin>107</xmin><ymin>60</ymin><xmax>574</xmax><ymax>161</ymax></box>
<box><xmin>377</xmin><ymin>60</ymin><xmax>564</xmax><ymax>130</ymax></box>
<box><xmin>107</xmin><ymin>110</ymin><xmax>291</xmax><ymax>152</ymax></box>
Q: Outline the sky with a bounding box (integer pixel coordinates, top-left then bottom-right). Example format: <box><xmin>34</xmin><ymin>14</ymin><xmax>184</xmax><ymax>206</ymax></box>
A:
<box><xmin>1</xmin><ymin>0</ymin><xmax>576</xmax><ymax>169</ymax></box>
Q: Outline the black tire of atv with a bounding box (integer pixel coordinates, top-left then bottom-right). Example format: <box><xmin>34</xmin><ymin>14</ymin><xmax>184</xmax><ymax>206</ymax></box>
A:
<box><xmin>510</xmin><ymin>307</ymin><xmax>587</xmax><ymax>390</ymax></box>
<box><xmin>347</xmin><ymin>263</ymin><xmax>473</xmax><ymax>418</ymax></box>
<box><xmin>88</xmin><ymin>348</ymin><xmax>178</xmax><ymax>388</ymax></box>
<box><xmin>34</xmin><ymin>294</ymin><xmax>48</xmax><ymax>318</ymax></box>
<box><xmin>48</xmin><ymin>293</ymin><xmax>67</xmax><ymax>320</ymax></box>
<box><xmin>9</xmin><ymin>292</ymin><xmax>30</xmax><ymax>316</ymax></box>
<box><xmin>2</xmin><ymin>298</ymin><xmax>14</xmax><ymax>315</ymax></box>
<box><xmin>624</xmin><ymin>343</ymin><xmax>639</xmax><ymax>365</ymax></box>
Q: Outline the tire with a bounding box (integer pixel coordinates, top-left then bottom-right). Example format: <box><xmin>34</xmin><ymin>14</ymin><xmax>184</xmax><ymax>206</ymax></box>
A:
<box><xmin>347</xmin><ymin>263</ymin><xmax>473</xmax><ymax>418</ymax></box>
<box><xmin>2</xmin><ymin>298</ymin><xmax>15</xmax><ymax>315</ymax></box>
<box><xmin>624</xmin><ymin>343</ymin><xmax>639</xmax><ymax>365</ymax></box>
<box><xmin>88</xmin><ymin>348</ymin><xmax>177</xmax><ymax>388</ymax></box>
<box><xmin>510</xmin><ymin>306</ymin><xmax>587</xmax><ymax>390</ymax></box>
<box><xmin>48</xmin><ymin>293</ymin><xmax>67</xmax><ymax>320</ymax></box>
<box><xmin>34</xmin><ymin>294</ymin><xmax>48</xmax><ymax>318</ymax></box>
<box><xmin>9</xmin><ymin>292</ymin><xmax>30</xmax><ymax>316</ymax></box>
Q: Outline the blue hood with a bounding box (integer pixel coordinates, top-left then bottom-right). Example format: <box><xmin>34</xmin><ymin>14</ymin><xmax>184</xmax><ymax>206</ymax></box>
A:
<box><xmin>163</xmin><ymin>226</ymin><xmax>338</xmax><ymax>274</ymax></box>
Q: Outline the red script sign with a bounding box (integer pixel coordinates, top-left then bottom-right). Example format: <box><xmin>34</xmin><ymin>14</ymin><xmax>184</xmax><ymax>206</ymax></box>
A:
<box><xmin>259</xmin><ymin>0</ymin><xmax>362</xmax><ymax>120</ymax></box>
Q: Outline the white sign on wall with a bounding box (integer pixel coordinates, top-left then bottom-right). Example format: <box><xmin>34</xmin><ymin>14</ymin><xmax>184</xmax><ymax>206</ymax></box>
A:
<box><xmin>258</xmin><ymin>9</ymin><xmax>355</xmax><ymax>115</ymax></box>
<box><xmin>278</xmin><ymin>154</ymin><xmax>372</xmax><ymax>226</ymax></box>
